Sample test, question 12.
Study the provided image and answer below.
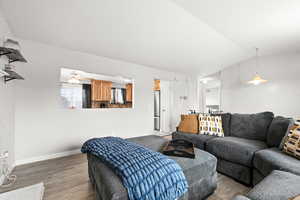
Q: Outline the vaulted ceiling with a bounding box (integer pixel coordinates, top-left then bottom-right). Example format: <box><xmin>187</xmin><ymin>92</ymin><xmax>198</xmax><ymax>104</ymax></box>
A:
<box><xmin>1</xmin><ymin>0</ymin><xmax>299</xmax><ymax>75</ymax></box>
<box><xmin>173</xmin><ymin>0</ymin><xmax>300</xmax><ymax>56</ymax></box>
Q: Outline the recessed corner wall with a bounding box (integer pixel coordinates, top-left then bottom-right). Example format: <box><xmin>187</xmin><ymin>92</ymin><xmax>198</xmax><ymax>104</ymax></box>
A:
<box><xmin>220</xmin><ymin>52</ymin><xmax>300</xmax><ymax>117</ymax></box>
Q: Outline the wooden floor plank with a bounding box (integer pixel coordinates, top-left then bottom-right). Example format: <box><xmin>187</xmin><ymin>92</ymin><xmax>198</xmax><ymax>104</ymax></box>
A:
<box><xmin>0</xmin><ymin>153</ymin><xmax>249</xmax><ymax>200</ymax></box>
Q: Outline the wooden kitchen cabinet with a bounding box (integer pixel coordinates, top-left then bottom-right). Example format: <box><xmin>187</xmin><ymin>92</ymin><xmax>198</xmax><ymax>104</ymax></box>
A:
<box><xmin>102</xmin><ymin>81</ymin><xmax>112</xmax><ymax>101</ymax></box>
<box><xmin>126</xmin><ymin>83</ymin><xmax>133</xmax><ymax>102</ymax></box>
<box><xmin>153</xmin><ymin>79</ymin><xmax>160</xmax><ymax>91</ymax></box>
<box><xmin>91</xmin><ymin>80</ymin><xmax>112</xmax><ymax>102</ymax></box>
<box><xmin>91</xmin><ymin>80</ymin><xmax>101</xmax><ymax>101</ymax></box>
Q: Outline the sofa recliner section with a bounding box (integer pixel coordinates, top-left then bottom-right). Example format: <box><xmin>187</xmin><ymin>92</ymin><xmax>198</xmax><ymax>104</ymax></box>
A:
<box><xmin>253</xmin><ymin>147</ymin><xmax>300</xmax><ymax>177</ymax></box>
<box><xmin>217</xmin><ymin>158</ymin><xmax>252</xmax><ymax>185</ymax></box>
<box><xmin>206</xmin><ymin>137</ymin><xmax>267</xmax><ymax>167</ymax></box>
<box><xmin>206</xmin><ymin>136</ymin><xmax>268</xmax><ymax>185</ymax></box>
<box><xmin>252</xmin><ymin>169</ymin><xmax>265</xmax><ymax>186</ymax></box>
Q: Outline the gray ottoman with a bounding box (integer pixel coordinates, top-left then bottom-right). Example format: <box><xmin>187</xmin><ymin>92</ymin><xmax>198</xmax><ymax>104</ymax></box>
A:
<box><xmin>87</xmin><ymin>135</ymin><xmax>218</xmax><ymax>200</ymax></box>
<box><xmin>232</xmin><ymin>170</ymin><xmax>300</xmax><ymax>200</ymax></box>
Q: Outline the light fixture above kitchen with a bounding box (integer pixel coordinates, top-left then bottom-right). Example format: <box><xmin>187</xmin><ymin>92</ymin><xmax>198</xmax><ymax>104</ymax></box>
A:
<box><xmin>68</xmin><ymin>72</ymin><xmax>80</xmax><ymax>84</ymax></box>
<box><xmin>248</xmin><ymin>48</ymin><xmax>268</xmax><ymax>85</ymax></box>
<box><xmin>199</xmin><ymin>77</ymin><xmax>213</xmax><ymax>84</ymax></box>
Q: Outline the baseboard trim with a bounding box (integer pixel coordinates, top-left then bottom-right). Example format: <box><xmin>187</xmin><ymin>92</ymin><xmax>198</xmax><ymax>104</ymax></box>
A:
<box><xmin>153</xmin><ymin>131</ymin><xmax>172</xmax><ymax>136</ymax></box>
<box><xmin>15</xmin><ymin>149</ymin><xmax>81</xmax><ymax>166</ymax></box>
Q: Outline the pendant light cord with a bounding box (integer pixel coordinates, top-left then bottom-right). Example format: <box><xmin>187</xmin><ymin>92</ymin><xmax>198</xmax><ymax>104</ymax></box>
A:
<box><xmin>255</xmin><ymin>48</ymin><xmax>259</xmax><ymax>75</ymax></box>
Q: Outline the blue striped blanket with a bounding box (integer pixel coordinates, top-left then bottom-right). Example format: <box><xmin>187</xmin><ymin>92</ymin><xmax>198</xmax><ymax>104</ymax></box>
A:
<box><xmin>81</xmin><ymin>137</ymin><xmax>188</xmax><ymax>200</ymax></box>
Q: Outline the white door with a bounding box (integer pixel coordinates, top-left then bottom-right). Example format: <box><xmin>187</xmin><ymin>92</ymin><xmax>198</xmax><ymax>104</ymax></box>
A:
<box><xmin>160</xmin><ymin>80</ymin><xmax>171</xmax><ymax>133</ymax></box>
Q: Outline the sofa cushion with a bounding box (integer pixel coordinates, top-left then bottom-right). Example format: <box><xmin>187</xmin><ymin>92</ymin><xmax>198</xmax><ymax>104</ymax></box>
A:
<box><xmin>206</xmin><ymin>137</ymin><xmax>268</xmax><ymax>167</ymax></box>
<box><xmin>230</xmin><ymin>112</ymin><xmax>274</xmax><ymax>141</ymax></box>
<box><xmin>267</xmin><ymin>116</ymin><xmax>293</xmax><ymax>147</ymax></box>
<box><xmin>253</xmin><ymin>147</ymin><xmax>300</xmax><ymax>177</ymax></box>
<box><xmin>172</xmin><ymin>131</ymin><xmax>216</xmax><ymax>150</ymax></box>
<box><xmin>212</xmin><ymin>113</ymin><xmax>231</xmax><ymax>136</ymax></box>
<box><xmin>247</xmin><ymin>170</ymin><xmax>300</xmax><ymax>200</ymax></box>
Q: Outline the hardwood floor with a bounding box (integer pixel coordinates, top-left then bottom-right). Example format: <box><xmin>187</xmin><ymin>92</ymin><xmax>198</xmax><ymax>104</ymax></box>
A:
<box><xmin>0</xmin><ymin>153</ymin><xmax>250</xmax><ymax>200</ymax></box>
<box><xmin>208</xmin><ymin>174</ymin><xmax>250</xmax><ymax>200</ymax></box>
<box><xmin>0</xmin><ymin>154</ymin><xmax>94</xmax><ymax>200</ymax></box>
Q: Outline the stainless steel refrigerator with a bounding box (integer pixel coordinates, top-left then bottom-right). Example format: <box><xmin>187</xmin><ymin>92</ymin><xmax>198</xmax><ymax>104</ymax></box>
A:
<box><xmin>154</xmin><ymin>91</ymin><xmax>160</xmax><ymax>131</ymax></box>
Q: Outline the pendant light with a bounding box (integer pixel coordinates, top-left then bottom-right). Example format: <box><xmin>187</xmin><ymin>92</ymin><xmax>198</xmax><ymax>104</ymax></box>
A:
<box><xmin>247</xmin><ymin>48</ymin><xmax>267</xmax><ymax>85</ymax></box>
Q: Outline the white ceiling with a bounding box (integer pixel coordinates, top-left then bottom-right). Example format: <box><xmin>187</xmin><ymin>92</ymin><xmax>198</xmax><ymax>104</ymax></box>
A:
<box><xmin>173</xmin><ymin>0</ymin><xmax>300</xmax><ymax>55</ymax></box>
<box><xmin>1</xmin><ymin>0</ymin><xmax>299</xmax><ymax>75</ymax></box>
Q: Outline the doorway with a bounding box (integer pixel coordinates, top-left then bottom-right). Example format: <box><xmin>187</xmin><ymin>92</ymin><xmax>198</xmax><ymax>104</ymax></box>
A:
<box><xmin>200</xmin><ymin>78</ymin><xmax>222</xmax><ymax>113</ymax></box>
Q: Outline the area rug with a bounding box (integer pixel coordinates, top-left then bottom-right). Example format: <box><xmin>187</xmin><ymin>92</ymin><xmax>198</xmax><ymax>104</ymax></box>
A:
<box><xmin>0</xmin><ymin>183</ymin><xmax>44</xmax><ymax>200</ymax></box>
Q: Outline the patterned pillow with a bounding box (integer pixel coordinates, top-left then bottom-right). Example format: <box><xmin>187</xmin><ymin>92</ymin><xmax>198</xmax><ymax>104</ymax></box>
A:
<box><xmin>281</xmin><ymin>119</ymin><xmax>300</xmax><ymax>146</ymax></box>
<box><xmin>279</xmin><ymin>118</ymin><xmax>296</xmax><ymax>150</ymax></box>
<box><xmin>290</xmin><ymin>195</ymin><xmax>300</xmax><ymax>200</ymax></box>
<box><xmin>283</xmin><ymin>119</ymin><xmax>300</xmax><ymax>160</ymax></box>
<box><xmin>199</xmin><ymin>114</ymin><xmax>224</xmax><ymax>137</ymax></box>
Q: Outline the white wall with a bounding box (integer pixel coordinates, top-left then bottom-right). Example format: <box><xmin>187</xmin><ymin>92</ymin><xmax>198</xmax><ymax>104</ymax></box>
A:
<box><xmin>14</xmin><ymin>39</ymin><xmax>196</xmax><ymax>163</ymax></box>
<box><xmin>169</xmin><ymin>77</ymin><xmax>199</xmax><ymax>130</ymax></box>
<box><xmin>0</xmin><ymin>10</ymin><xmax>15</xmax><ymax>173</ymax></box>
<box><xmin>220</xmin><ymin>52</ymin><xmax>300</xmax><ymax>118</ymax></box>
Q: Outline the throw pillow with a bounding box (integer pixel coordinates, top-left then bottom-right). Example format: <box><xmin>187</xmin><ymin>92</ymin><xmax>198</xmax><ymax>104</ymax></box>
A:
<box><xmin>290</xmin><ymin>195</ymin><xmax>300</xmax><ymax>200</ymax></box>
<box><xmin>280</xmin><ymin>120</ymin><xmax>297</xmax><ymax>150</ymax></box>
<box><xmin>283</xmin><ymin>119</ymin><xmax>300</xmax><ymax>160</ymax></box>
<box><xmin>178</xmin><ymin>114</ymin><xmax>199</xmax><ymax>134</ymax></box>
<box><xmin>211</xmin><ymin>113</ymin><xmax>231</xmax><ymax>136</ymax></box>
<box><xmin>199</xmin><ymin>114</ymin><xmax>224</xmax><ymax>137</ymax></box>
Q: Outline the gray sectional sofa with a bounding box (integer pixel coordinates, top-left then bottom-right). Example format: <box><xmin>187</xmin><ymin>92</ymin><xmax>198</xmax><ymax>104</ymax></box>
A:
<box><xmin>172</xmin><ymin>112</ymin><xmax>300</xmax><ymax>188</ymax></box>
<box><xmin>233</xmin><ymin>170</ymin><xmax>300</xmax><ymax>200</ymax></box>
